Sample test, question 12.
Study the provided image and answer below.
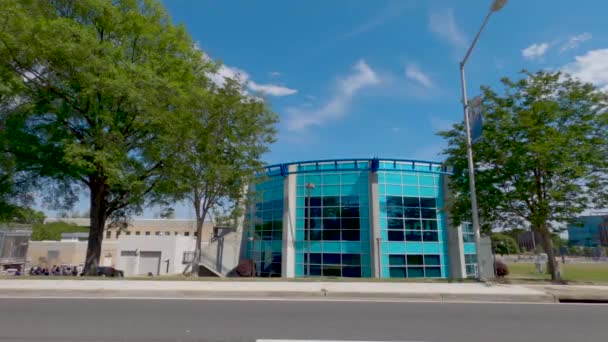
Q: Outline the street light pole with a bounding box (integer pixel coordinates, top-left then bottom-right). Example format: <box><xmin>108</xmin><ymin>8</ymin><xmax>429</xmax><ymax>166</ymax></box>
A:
<box><xmin>305</xmin><ymin>182</ymin><xmax>315</xmax><ymax>277</ymax></box>
<box><xmin>459</xmin><ymin>0</ymin><xmax>507</xmax><ymax>281</ymax></box>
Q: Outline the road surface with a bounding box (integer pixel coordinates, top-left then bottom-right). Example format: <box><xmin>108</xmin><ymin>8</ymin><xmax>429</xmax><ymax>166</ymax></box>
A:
<box><xmin>0</xmin><ymin>297</ymin><xmax>606</xmax><ymax>341</ymax></box>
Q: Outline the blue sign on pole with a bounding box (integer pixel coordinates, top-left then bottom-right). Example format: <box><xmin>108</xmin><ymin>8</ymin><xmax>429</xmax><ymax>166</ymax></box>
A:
<box><xmin>469</xmin><ymin>96</ymin><xmax>483</xmax><ymax>143</ymax></box>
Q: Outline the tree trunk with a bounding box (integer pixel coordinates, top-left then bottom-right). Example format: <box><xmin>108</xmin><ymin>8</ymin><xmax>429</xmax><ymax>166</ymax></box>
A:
<box><xmin>190</xmin><ymin>216</ymin><xmax>204</xmax><ymax>277</ymax></box>
<box><xmin>538</xmin><ymin>224</ymin><xmax>561</xmax><ymax>282</ymax></box>
<box><xmin>83</xmin><ymin>178</ymin><xmax>108</xmax><ymax>276</ymax></box>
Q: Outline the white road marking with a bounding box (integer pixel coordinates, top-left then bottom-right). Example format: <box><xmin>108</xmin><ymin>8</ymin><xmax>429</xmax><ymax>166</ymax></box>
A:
<box><xmin>257</xmin><ymin>340</ymin><xmax>424</xmax><ymax>342</ymax></box>
<box><xmin>0</xmin><ymin>295</ymin><xmax>605</xmax><ymax>306</ymax></box>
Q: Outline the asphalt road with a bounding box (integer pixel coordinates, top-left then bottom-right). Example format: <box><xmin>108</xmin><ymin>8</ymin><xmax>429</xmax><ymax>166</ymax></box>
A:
<box><xmin>0</xmin><ymin>297</ymin><xmax>606</xmax><ymax>342</ymax></box>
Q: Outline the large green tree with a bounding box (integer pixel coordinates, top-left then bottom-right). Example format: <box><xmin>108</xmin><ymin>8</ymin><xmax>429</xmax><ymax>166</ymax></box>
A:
<box><xmin>0</xmin><ymin>0</ymin><xmax>209</xmax><ymax>274</ymax></box>
<box><xmin>440</xmin><ymin>71</ymin><xmax>608</xmax><ymax>281</ymax></box>
<box><xmin>157</xmin><ymin>78</ymin><xmax>277</xmax><ymax>276</ymax></box>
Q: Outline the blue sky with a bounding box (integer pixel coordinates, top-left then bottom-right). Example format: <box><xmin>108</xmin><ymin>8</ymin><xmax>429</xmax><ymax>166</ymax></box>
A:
<box><xmin>44</xmin><ymin>0</ymin><xmax>608</xmax><ymax>218</ymax></box>
<box><xmin>162</xmin><ymin>0</ymin><xmax>608</xmax><ymax>166</ymax></box>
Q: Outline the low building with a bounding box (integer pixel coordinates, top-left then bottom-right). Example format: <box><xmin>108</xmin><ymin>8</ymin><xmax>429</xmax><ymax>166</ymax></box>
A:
<box><xmin>0</xmin><ymin>224</ymin><xmax>32</xmax><ymax>272</ymax></box>
<box><xmin>28</xmin><ymin>218</ymin><xmax>244</xmax><ymax>276</ymax></box>
<box><xmin>568</xmin><ymin>215</ymin><xmax>608</xmax><ymax>247</ymax></box>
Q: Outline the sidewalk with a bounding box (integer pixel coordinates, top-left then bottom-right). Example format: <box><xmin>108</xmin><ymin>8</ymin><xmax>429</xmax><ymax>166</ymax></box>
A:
<box><xmin>0</xmin><ymin>280</ymin><xmax>560</xmax><ymax>303</ymax></box>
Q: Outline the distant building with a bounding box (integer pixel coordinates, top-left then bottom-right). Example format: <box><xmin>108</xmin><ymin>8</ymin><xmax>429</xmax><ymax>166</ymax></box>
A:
<box><xmin>568</xmin><ymin>215</ymin><xmax>608</xmax><ymax>247</ymax></box>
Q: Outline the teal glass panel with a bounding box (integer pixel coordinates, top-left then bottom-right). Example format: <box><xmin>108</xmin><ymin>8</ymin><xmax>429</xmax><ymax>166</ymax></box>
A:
<box><xmin>381</xmin><ymin>266</ymin><xmax>391</xmax><ymax>278</ymax></box>
<box><xmin>361</xmin><ymin>242</ymin><xmax>371</xmax><ymax>253</ymax></box>
<box><xmin>295</xmin><ymin>253</ymin><xmax>303</xmax><ymax>264</ymax></box>
<box><xmin>296</xmin><ymin>208</ymin><xmax>305</xmax><ymax>218</ymax></box>
<box><xmin>310</xmin><ymin>242</ymin><xmax>322</xmax><ymax>252</ymax></box>
<box><xmin>295</xmin><ymin>266</ymin><xmax>304</xmax><ymax>277</ymax></box>
<box><xmin>403</xmin><ymin>186</ymin><xmax>420</xmax><ymax>196</ymax></box>
<box><xmin>358</xmin><ymin>184</ymin><xmax>369</xmax><ymax>194</ymax></box>
<box><xmin>422</xmin><ymin>242</ymin><xmax>441</xmax><ymax>254</ymax></box>
<box><xmin>378</xmin><ymin>184</ymin><xmax>386</xmax><ymax>194</ymax></box>
<box><xmin>304</xmin><ymin>174</ymin><xmax>322</xmax><ymax>184</ymax></box>
<box><xmin>379</xmin><ymin>218</ymin><xmax>387</xmax><ymax>229</ymax></box>
<box><xmin>296</xmin><ymin>175</ymin><xmax>305</xmax><ymax>186</ymax></box>
<box><xmin>323</xmin><ymin>185</ymin><xmax>341</xmax><ymax>196</ymax></box>
<box><xmin>323</xmin><ymin>174</ymin><xmax>340</xmax><ymax>184</ymax></box>
<box><xmin>419</xmin><ymin>175</ymin><xmax>435</xmax><ymax>186</ymax></box>
<box><xmin>464</xmin><ymin>243</ymin><xmax>476</xmax><ymax>254</ymax></box>
<box><xmin>362</xmin><ymin>267</ymin><xmax>372</xmax><ymax>277</ymax></box>
<box><xmin>323</xmin><ymin>241</ymin><xmax>341</xmax><ymax>253</ymax></box>
<box><xmin>381</xmin><ymin>229</ymin><xmax>388</xmax><ymax>240</ymax></box>
<box><xmin>295</xmin><ymin>229</ymin><xmax>304</xmax><ymax>240</ymax></box>
<box><xmin>338</xmin><ymin>162</ymin><xmax>355</xmax><ymax>169</ymax></box>
<box><xmin>402</xmin><ymin>175</ymin><xmax>418</xmax><ymax>185</ymax></box>
<box><xmin>381</xmin><ymin>253</ymin><xmax>389</xmax><ymax>266</ymax></box>
<box><xmin>272</xmin><ymin>241</ymin><xmax>282</xmax><ymax>251</ymax></box>
<box><xmin>377</xmin><ymin>173</ymin><xmax>386</xmax><ymax>183</ymax></box>
<box><xmin>341</xmin><ymin>183</ymin><xmax>358</xmax><ymax>195</ymax></box>
<box><xmin>420</xmin><ymin>187</ymin><xmax>436</xmax><ymax>197</ymax></box>
<box><xmin>386</xmin><ymin>173</ymin><xmax>401</xmax><ymax>184</ymax></box>
<box><xmin>387</xmin><ymin>243</ymin><xmax>407</xmax><ymax>254</ymax></box>
<box><xmin>387</xmin><ymin>185</ymin><xmax>401</xmax><ymax>196</ymax></box>
<box><xmin>405</xmin><ymin>243</ymin><xmax>424</xmax><ymax>253</ymax></box>
<box><xmin>341</xmin><ymin>242</ymin><xmax>361</xmax><ymax>253</ymax></box>
<box><xmin>319</xmin><ymin>163</ymin><xmax>336</xmax><ymax>170</ymax></box>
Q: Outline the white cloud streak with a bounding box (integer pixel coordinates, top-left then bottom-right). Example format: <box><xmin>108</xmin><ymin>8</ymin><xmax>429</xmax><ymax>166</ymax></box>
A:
<box><xmin>405</xmin><ymin>64</ymin><xmax>433</xmax><ymax>88</ymax></box>
<box><xmin>345</xmin><ymin>0</ymin><xmax>412</xmax><ymax>38</ymax></box>
<box><xmin>248</xmin><ymin>81</ymin><xmax>297</xmax><ymax>96</ymax></box>
<box><xmin>560</xmin><ymin>33</ymin><xmax>592</xmax><ymax>52</ymax></box>
<box><xmin>285</xmin><ymin>60</ymin><xmax>380</xmax><ymax>131</ymax></box>
<box><xmin>207</xmin><ymin>59</ymin><xmax>297</xmax><ymax>97</ymax></box>
<box><xmin>428</xmin><ymin>8</ymin><xmax>467</xmax><ymax>48</ymax></box>
<box><xmin>522</xmin><ymin>43</ymin><xmax>550</xmax><ymax>60</ymax></box>
<box><xmin>562</xmin><ymin>49</ymin><xmax>608</xmax><ymax>92</ymax></box>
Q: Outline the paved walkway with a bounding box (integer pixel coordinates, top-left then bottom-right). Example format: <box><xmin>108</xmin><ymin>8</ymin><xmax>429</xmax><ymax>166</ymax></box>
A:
<box><xmin>0</xmin><ymin>280</ymin><xmax>557</xmax><ymax>302</ymax></box>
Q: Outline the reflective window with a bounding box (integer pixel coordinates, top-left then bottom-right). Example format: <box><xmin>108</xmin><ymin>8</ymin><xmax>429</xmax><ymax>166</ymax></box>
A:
<box><xmin>304</xmin><ymin>195</ymin><xmax>362</xmax><ymax>241</ymax></box>
<box><xmin>384</xmin><ymin>196</ymin><xmax>439</xmax><ymax>243</ymax></box>
<box><xmin>388</xmin><ymin>254</ymin><xmax>441</xmax><ymax>278</ymax></box>
<box><xmin>303</xmin><ymin>253</ymin><xmax>362</xmax><ymax>277</ymax></box>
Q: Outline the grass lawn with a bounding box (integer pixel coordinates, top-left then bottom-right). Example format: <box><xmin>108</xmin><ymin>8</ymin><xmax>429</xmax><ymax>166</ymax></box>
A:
<box><xmin>507</xmin><ymin>262</ymin><xmax>608</xmax><ymax>284</ymax></box>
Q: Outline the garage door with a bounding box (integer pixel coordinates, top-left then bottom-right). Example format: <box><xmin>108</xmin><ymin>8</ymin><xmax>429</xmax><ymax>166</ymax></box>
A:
<box><xmin>138</xmin><ymin>251</ymin><xmax>161</xmax><ymax>276</ymax></box>
<box><xmin>120</xmin><ymin>251</ymin><xmax>137</xmax><ymax>276</ymax></box>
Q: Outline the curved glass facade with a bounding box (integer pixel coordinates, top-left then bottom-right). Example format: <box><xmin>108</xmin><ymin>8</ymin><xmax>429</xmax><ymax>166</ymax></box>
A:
<box><xmin>245</xmin><ymin>158</ymin><xmax>472</xmax><ymax>279</ymax></box>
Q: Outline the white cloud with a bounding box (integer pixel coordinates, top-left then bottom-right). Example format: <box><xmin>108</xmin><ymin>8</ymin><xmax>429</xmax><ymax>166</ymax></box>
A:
<box><xmin>285</xmin><ymin>60</ymin><xmax>380</xmax><ymax>131</ymax></box>
<box><xmin>562</xmin><ymin>49</ymin><xmax>608</xmax><ymax>92</ymax></box>
<box><xmin>428</xmin><ymin>8</ymin><xmax>467</xmax><ymax>48</ymax></box>
<box><xmin>560</xmin><ymin>33</ymin><xmax>592</xmax><ymax>52</ymax></box>
<box><xmin>522</xmin><ymin>43</ymin><xmax>550</xmax><ymax>60</ymax></box>
<box><xmin>405</xmin><ymin>64</ymin><xmax>433</xmax><ymax>88</ymax></box>
<box><xmin>345</xmin><ymin>0</ymin><xmax>412</xmax><ymax>38</ymax></box>
<box><xmin>207</xmin><ymin>58</ymin><xmax>297</xmax><ymax>97</ymax></box>
<box><xmin>248</xmin><ymin>81</ymin><xmax>297</xmax><ymax>96</ymax></box>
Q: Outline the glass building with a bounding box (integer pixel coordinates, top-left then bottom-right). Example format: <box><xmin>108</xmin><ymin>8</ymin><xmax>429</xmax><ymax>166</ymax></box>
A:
<box><xmin>568</xmin><ymin>215</ymin><xmax>608</xmax><ymax>247</ymax></box>
<box><xmin>244</xmin><ymin>158</ymin><xmax>476</xmax><ymax>279</ymax></box>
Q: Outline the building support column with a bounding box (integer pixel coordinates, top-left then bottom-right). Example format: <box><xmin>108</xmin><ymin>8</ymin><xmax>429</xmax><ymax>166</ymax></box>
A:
<box><xmin>369</xmin><ymin>169</ymin><xmax>382</xmax><ymax>278</ymax></box>
<box><xmin>443</xmin><ymin>175</ymin><xmax>467</xmax><ymax>280</ymax></box>
<box><xmin>282</xmin><ymin>164</ymin><xmax>297</xmax><ymax>278</ymax></box>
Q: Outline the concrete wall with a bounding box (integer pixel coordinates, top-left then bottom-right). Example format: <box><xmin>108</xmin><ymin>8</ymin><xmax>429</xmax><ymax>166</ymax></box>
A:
<box><xmin>27</xmin><ymin>240</ymin><xmax>119</xmax><ymax>268</ymax></box>
<box><xmin>117</xmin><ymin>236</ymin><xmax>195</xmax><ymax>276</ymax></box>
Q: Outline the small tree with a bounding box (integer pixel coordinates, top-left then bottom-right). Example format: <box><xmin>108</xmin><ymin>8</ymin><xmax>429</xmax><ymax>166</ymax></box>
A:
<box><xmin>157</xmin><ymin>78</ymin><xmax>277</xmax><ymax>276</ymax></box>
<box><xmin>440</xmin><ymin>71</ymin><xmax>608</xmax><ymax>282</ymax></box>
<box><xmin>491</xmin><ymin>233</ymin><xmax>519</xmax><ymax>255</ymax></box>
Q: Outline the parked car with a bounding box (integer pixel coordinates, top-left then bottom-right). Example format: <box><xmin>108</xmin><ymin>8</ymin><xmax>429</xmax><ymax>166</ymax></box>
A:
<box><xmin>95</xmin><ymin>266</ymin><xmax>124</xmax><ymax>277</ymax></box>
<box><xmin>0</xmin><ymin>268</ymin><xmax>19</xmax><ymax>276</ymax></box>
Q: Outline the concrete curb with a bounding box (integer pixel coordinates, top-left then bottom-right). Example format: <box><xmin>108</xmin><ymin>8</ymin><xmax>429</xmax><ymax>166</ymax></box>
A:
<box><xmin>0</xmin><ymin>280</ymin><xmax>566</xmax><ymax>303</ymax></box>
<box><xmin>0</xmin><ymin>289</ymin><xmax>555</xmax><ymax>303</ymax></box>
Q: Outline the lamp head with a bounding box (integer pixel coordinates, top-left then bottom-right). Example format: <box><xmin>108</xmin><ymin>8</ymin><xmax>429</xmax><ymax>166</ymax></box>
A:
<box><xmin>491</xmin><ymin>0</ymin><xmax>508</xmax><ymax>12</ymax></box>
